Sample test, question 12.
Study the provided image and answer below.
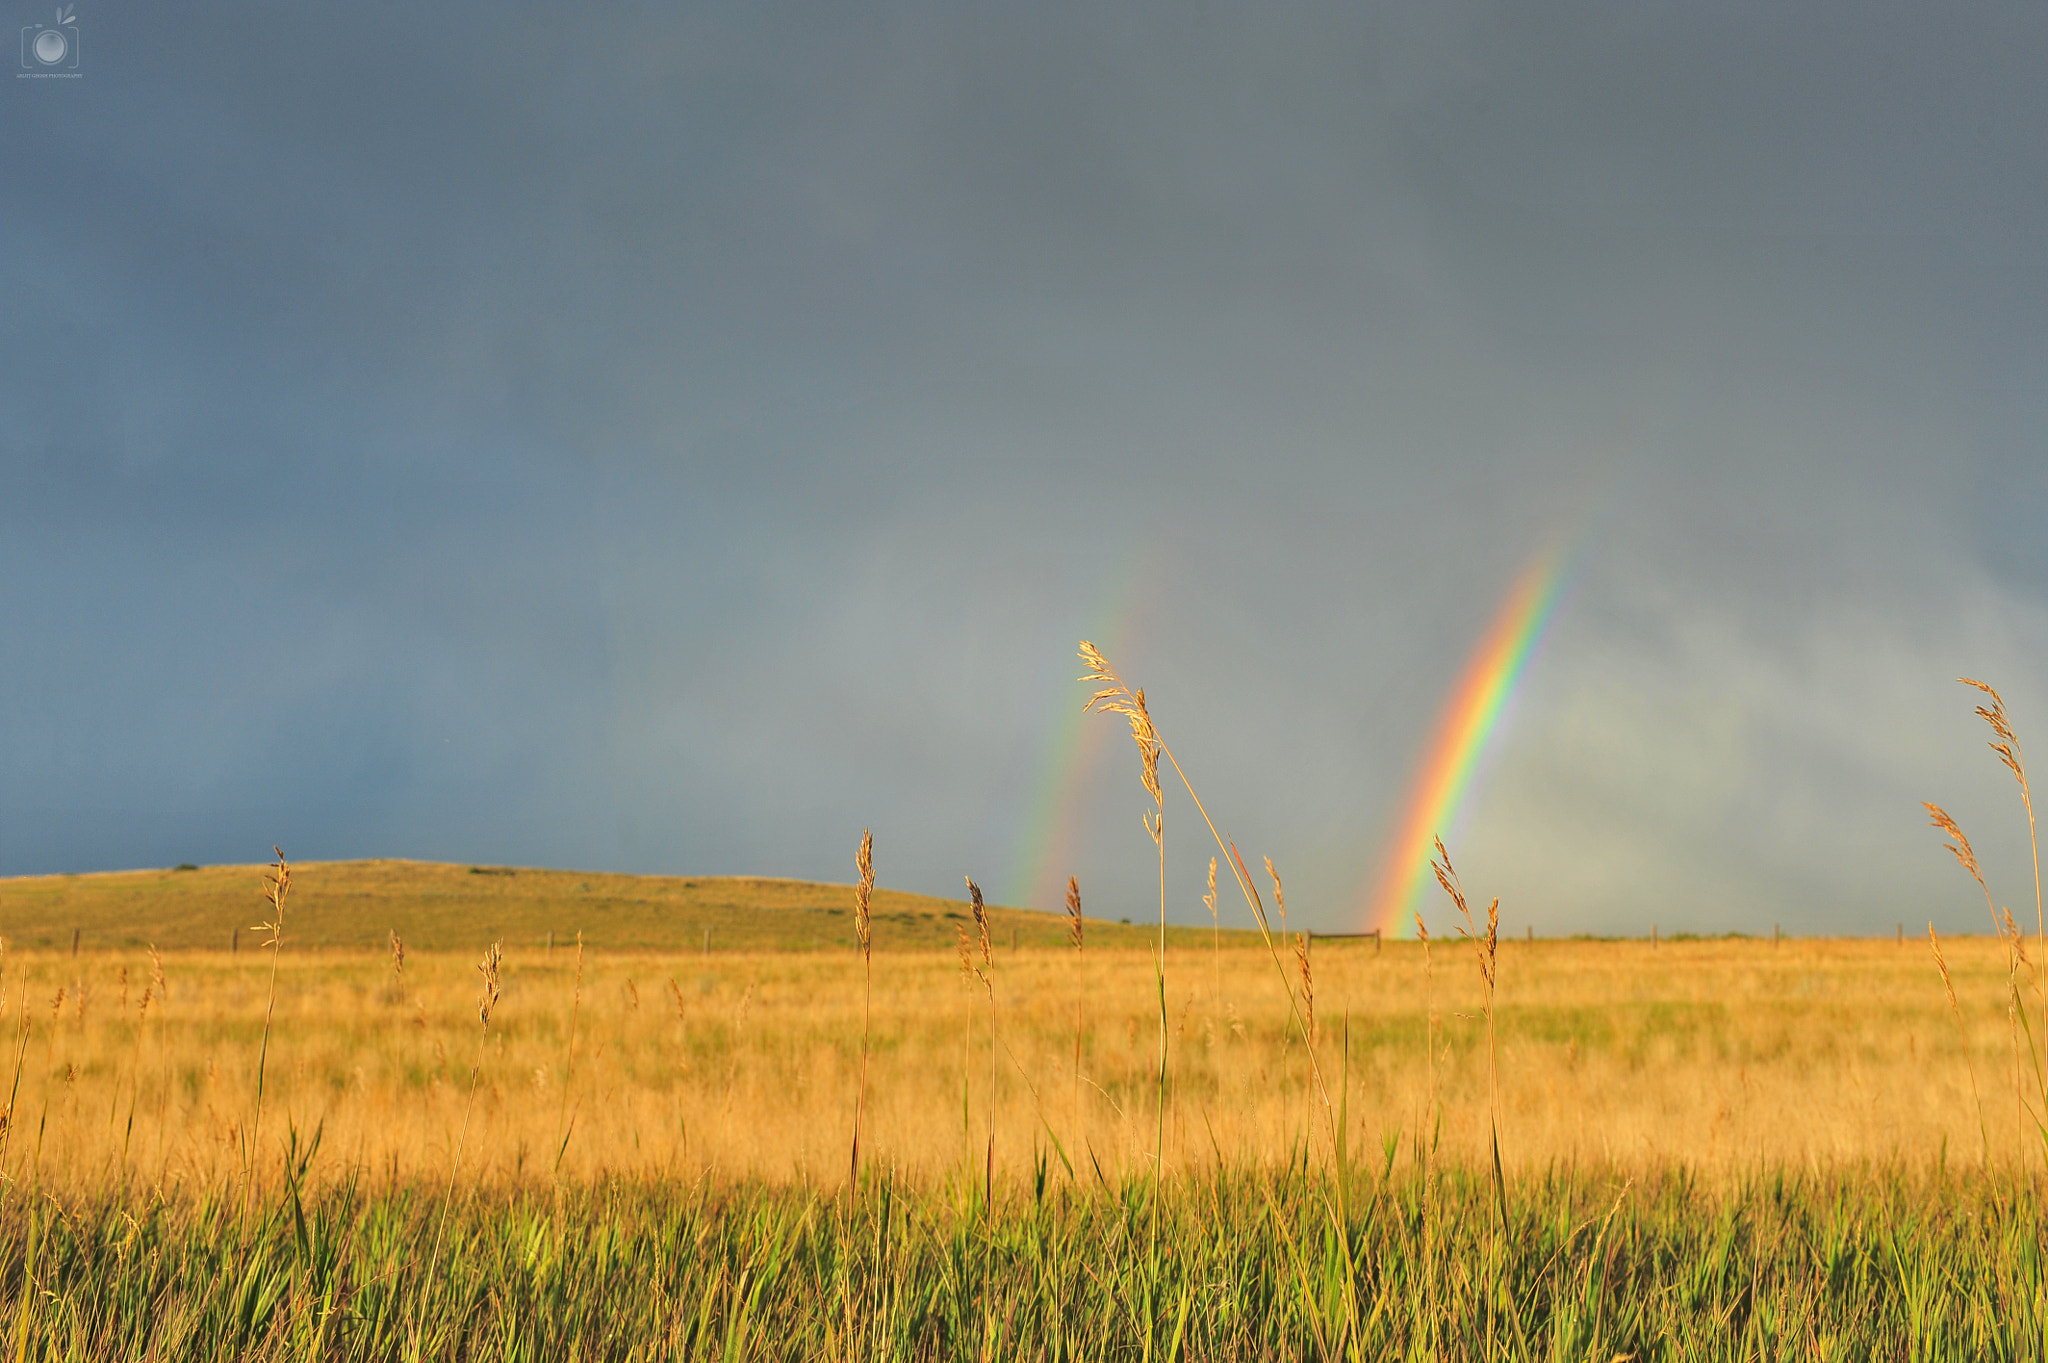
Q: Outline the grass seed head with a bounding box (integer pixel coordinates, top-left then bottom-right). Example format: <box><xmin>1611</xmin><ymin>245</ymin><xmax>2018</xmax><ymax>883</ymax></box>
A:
<box><xmin>1065</xmin><ymin>876</ymin><xmax>1082</xmax><ymax>949</ymax></box>
<box><xmin>1430</xmin><ymin>837</ymin><xmax>1469</xmax><ymax>922</ymax></box>
<box><xmin>1929</xmin><ymin>922</ymin><xmax>1961</xmax><ymax>1008</ymax></box>
<box><xmin>1079</xmin><ymin>643</ymin><xmax>1164</xmax><ymax>811</ymax></box>
<box><xmin>477</xmin><ymin>941</ymin><xmax>504</xmax><ymax>1029</ymax></box>
<box><xmin>966</xmin><ymin>878</ymin><xmax>991</xmax><ymax>970</ymax></box>
<box><xmin>1925</xmin><ymin>803</ymin><xmax>1990</xmax><ymax>895</ymax></box>
<box><xmin>855</xmin><ymin>830</ymin><xmax>875</xmax><ymax>958</ymax></box>
<box><xmin>1961</xmin><ymin>678</ymin><xmax>2028</xmax><ymax>788</ymax></box>
<box><xmin>254</xmin><ymin>848</ymin><xmax>291</xmax><ymax>949</ymax></box>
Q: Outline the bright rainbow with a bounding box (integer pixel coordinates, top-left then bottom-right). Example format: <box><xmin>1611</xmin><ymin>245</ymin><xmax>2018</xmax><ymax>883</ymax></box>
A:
<box><xmin>1362</xmin><ymin>545</ymin><xmax>1571</xmax><ymax>937</ymax></box>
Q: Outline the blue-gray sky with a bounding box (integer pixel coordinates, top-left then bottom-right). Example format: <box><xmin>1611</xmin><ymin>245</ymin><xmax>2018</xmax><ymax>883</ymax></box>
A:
<box><xmin>5</xmin><ymin>3</ymin><xmax>2047</xmax><ymax>936</ymax></box>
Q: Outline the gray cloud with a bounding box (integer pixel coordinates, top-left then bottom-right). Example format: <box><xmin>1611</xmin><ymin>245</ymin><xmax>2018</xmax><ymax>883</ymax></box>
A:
<box><xmin>3</xmin><ymin>2</ymin><xmax>2045</xmax><ymax>935</ymax></box>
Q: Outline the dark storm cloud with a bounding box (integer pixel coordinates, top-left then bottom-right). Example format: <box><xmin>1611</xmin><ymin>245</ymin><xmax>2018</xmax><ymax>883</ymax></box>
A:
<box><xmin>4</xmin><ymin>3</ymin><xmax>2046</xmax><ymax>934</ymax></box>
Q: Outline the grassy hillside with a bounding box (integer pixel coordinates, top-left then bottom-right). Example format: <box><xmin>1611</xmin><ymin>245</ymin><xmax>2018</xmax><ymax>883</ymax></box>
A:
<box><xmin>0</xmin><ymin>858</ymin><xmax>1250</xmax><ymax>953</ymax></box>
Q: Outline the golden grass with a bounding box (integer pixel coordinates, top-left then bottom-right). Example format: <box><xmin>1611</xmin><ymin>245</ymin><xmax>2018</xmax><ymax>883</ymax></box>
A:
<box><xmin>0</xmin><ymin>932</ymin><xmax>2026</xmax><ymax>1197</ymax></box>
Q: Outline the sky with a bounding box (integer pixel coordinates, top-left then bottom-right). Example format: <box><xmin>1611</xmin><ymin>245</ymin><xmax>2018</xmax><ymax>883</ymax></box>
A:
<box><xmin>5</xmin><ymin>3</ymin><xmax>2048</xmax><ymax>938</ymax></box>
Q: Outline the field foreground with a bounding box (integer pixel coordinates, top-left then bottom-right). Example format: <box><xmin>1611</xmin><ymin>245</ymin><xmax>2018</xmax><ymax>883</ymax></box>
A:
<box><xmin>3</xmin><ymin>928</ymin><xmax>2046</xmax><ymax>1356</ymax></box>
<box><xmin>4</xmin><ymin>929</ymin><xmax>2031</xmax><ymax>1186</ymax></box>
<box><xmin>4</xmin><ymin>1168</ymin><xmax>2046</xmax><ymax>1359</ymax></box>
<box><xmin>0</xmin><ymin>932</ymin><xmax>2028</xmax><ymax>1189</ymax></box>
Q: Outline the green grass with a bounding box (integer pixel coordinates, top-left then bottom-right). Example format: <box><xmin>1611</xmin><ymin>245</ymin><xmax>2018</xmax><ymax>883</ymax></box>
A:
<box><xmin>6</xmin><ymin>1162</ymin><xmax>2047</xmax><ymax>1359</ymax></box>
<box><xmin>0</xmin><ymin>860</ymin><xmax>1232</xmax><ymax>954</ymax></box>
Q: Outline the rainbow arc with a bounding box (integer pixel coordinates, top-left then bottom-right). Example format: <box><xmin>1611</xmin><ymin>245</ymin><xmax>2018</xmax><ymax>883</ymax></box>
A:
<box><xmin>1362</xmin><ymin>546</ymin><xmax>1572</xmax><ymax>937</ymax></box>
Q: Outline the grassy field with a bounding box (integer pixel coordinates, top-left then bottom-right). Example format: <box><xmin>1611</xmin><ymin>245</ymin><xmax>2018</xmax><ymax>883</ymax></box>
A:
<box><xmin>0</xmin><ymin>918</ymin><xmax>2042</xmax><ymax>1358</ymax></box>
<box><xmin>0</xmin><ymin>923</ymin><xmax>2023</xmax><ymax>1192</ymax></box>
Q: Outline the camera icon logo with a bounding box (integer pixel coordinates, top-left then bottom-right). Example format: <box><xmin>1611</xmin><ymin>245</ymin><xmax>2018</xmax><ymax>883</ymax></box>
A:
<box><xmin>20</xmin><ymin>4</ymin><xmax>79</xmax><ymax>70</ymax></box>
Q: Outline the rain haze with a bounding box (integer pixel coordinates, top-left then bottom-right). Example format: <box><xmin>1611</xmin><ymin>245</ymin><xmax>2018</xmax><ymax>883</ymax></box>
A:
<box><xmin>5</xmin><ymin>4</ymin><xmax>2047</xmax><ymax>938</ymax></box>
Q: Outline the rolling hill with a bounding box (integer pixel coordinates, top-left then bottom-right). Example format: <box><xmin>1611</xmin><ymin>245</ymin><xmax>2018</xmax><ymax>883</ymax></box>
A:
<box><xmin>0</xmin><ymin>859</ymin><xmax>1246</xmax><ymax>954</ymax></box>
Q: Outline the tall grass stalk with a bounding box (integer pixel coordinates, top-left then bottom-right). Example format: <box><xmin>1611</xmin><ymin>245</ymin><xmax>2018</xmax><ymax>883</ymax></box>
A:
<box><xmin>1417</xmin><ymin>909</ymin><xmax>1439</xmax><ymax>1355</ymax></box>
<box><xmin>1081</xmin><ymin>641</ymin><xmax>1358</xmax><ymax>1348</ymax></box>
<box><xmin>1080</xmin><ymin>645</ymin><xmax>1171</xmax><ymax>1256</ymax></box>
<box><xmin>952</xmin><ymin>925</ymin><xmax>978</xmax><ymax>1200</ymax></box>
<box><xmin>0</xmin><ymin>1005</ymin><xmax>29</xmax><ymax>1190</ymax></box>
<box><xmin>849</xmin><ymin>831</ymin><xmax>875</xmax><ymax>1191</ymax></box>
<box><xmin>965</xmin><ymin>879</ymin><xmax>996</xmax><ymax>1208</ymax></box>
<box><xmin>1080</xmin><ymin>645</ymin><xmax>1338</xmax><ymax>1153</ymax></box>
<box><xmin>147</xmin><ymin>947</ymin><xmax>168</xmax><ymax>1181</ymax></box>
<box><xmin>1431</xmin><ymin>836</ymin><xmax>1504</xmax><ymax>1359</ymax></box>
<box><xmin>1927</xmin><ymin>802</ymin><xmax>2048</xmax><ymax>1162</ymax></box>
<box><xmin>553</xmin><ymin>932</ymin><xmax>583</xmax><ymax>1175</ymax></box>
<box><xmin>1204</xmin><ymin>856</ymin><xmax>1220</xmax><ymax>1017</ymax></box>
<box><xmin>245</xmin><ymin>847</ymin><xmax>290</xmax><ymax>1210</ymax></box>
<box><xmin>1929</xmin><ymin>923</ymin><xmax>1991</xmax><ymax>1165</ymax></box>
<box><xmin>1065</xmin><ymin>875</ymin><xmax>1083</xmax><ymax>1161</ymax></box>
<box><xmin>1963</xmin><ymin>679</ymin><xmax>2045</xmax><ymax>1056</ymax></box>
<box><xmin>116</xmin><ymin>983</ymin><xmax>149</xmax><ymax>1196</ymax></box>
<box><xmin>420</xmin><ymin>939</ymin><xmax>503</xmax><ymax>1348</ymax></box>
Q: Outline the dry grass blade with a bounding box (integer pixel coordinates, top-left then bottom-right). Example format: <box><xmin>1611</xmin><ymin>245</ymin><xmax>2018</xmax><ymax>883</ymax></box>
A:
<box><xmin>246</xmin><ymin>846</ymin><xmax>290</xmax><ymax>1210</ymax></box>
<box><xmin>1960</xmin><ymin>678</ymin><xmax>2048</xmax><ymax>1146</ymax></box>
<box><xmin>963</xmin><ymin>877</ymin><xmax>997</xmax><ymax>1205</ymax></box>
<box><xmin>1295</xmin><ymin>934</ymin><xmax>1314</xmax><ymax>1047</ymax></box>
<box><xmin>553</xmin><ymin>932</ymin><xmax>584</xmax><ymax>1175</ymax></box>
<box><xmin>1266</xmin><ymin>857</ymin><xmax>1288</xmax><ymax>938</ymax></box>
<box><xmin>1931</xmin><ymin>922</ymin><xmax>1991</xmax><ymax>1164</ymax></box>
<box><xmin>1067</xmin><ymin>874</ymin><xmax>1085</xmax><ymax>1154</ymax></box>
<box><xmin>1079</xmin><ymin>642</ymin><xmax>1338</xmax><ymax>1193</ymax></box>
<box><xmin>424</xmin><ymin>937</ymin><xmax>507</xmax><ymax>1337</ymax></box>
<box><xmin>1205</xmin><ymin>857</ymin><xmax>1220</xmax><ymax>1010</ymax></box>
<box><xmin>850</xmin><ymin>831</ymin><xmax>877</xmax><ymax>1190</ymax></box>
<box><xmin>1431</xmin><ymin>832</ymin><xmax>1506</xmax><ymax>1301</ymax></box>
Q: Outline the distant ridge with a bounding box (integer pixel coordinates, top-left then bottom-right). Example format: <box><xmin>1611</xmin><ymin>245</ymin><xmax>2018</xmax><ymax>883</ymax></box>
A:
<box><xmin>0</xmin><ymin>859</ymin><xmax>1231</xmax><ymax>953</ymax></box>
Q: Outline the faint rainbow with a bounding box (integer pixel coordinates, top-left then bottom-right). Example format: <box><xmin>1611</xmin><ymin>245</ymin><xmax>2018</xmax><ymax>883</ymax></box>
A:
<box><xmin>1361</xmin><ymin>543</ymin><xmax>1574</xmax><ymax>937</ymax></box>
<box><xmin>1004</xmin><ymin>551</ymin><xmax>1148</xmax><ymax>910</ymax></box>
